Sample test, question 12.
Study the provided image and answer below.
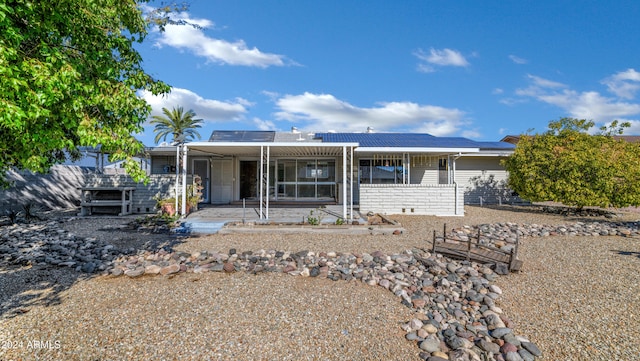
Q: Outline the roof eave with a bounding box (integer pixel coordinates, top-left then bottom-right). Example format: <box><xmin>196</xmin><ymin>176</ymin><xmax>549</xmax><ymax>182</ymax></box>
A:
<box><xmin>355</xmin><ymin>147</ymin><xmax>480</xmax><ymax>153</ymax></box>
<box><xmin>185</xmin><ymin>141</ymin><xmax>359</xmax><ymax>148</ymax></box>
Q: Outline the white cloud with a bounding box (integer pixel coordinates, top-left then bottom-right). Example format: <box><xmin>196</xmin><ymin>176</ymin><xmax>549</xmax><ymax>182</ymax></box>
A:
<box><xmin>601</xmin><ymin>119</ymin><xmax>640</xmax><ymax>134</ymax></box>
<box><xmin>414</xmin><ymin>48</ymin><xmax>469</xmax><ymax>73</ymax></box>
<box><xmin>499</xmin><ymin>97</ymin><xmax>527</xmax><ymax>106</ymax></box>
<box><xmin>602</xmin><ymin>68</ymin><xmax>640</xmax><ymax>99</ymax></box>
<box><xmin>498</xmin><ymin>128</ymin><xmax>507</xmax><ymax>135</ymax></box>
<box><xmin>509</xmin><ymin>55</ymin><xmax>528</xmax><ymax>64</ymax></box>
<box><xmin>252</xmin><ymin>117</ymin><xmax>276</xmax><ymax>131</ymax></box>
<box><xmin>152</xmin><ymin>12</ymin><xmax>289</xmax><ymax>67</ymax></box>
<box><xmin>416</xmin><ymin>63</ymin><xmax>436</xmax><ymax>73</ymax></box>
<box><xmin>622</xmin><ymin>119</ymin><xmax>640</xmax><ymax>134</ymax></box>
<box><xmin>513</xmin><ymin>74</ymin><xmax>640</xmax><ymax>127</ymax></box>
<box><xmin>492</xmin><ymin>88</ymin><xmax>504</xmax><ymax>95</ymax></box>
<box><xmin>261</xmin><ymin>90</ymin><xmax>281</xmax><ymax>101</ymax></box>
<box><xmin>274</xmin><ymin>92</ymin><xmax>467</xmax><ymax>136</ymax></box>
<box><xmin>536</xmin><ymin>90</ymin><xmax>640</xmax><ymax>120</ymax></box>
<box><xmin>140</xmin><ymin>87</ymin><xmax>249</xmax><ymax>122</ymax></box>
<box><xmin>526</xmin><ymin>74</ymin><xmax>567</xmax><ymax>88</ymax></box>
<box><xmin>461</xmin><ymin>129</ymin><xmax>482</xmax><ymax>139</ymax></box>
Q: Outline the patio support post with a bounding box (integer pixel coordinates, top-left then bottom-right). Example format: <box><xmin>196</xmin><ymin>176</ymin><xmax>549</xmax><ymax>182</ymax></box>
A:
<box><xmin>181</xmin><ymin>144</ymin><xmax>188</xmax><ymax>217</ymax></box>
<box><xmin>175</xmin><ymin>145</ymin><xmax>180</xmax><ymax>214</ymax></box>
<box><xmin>447</xmin><ymin>155</ymin><xmax>452</xmax><ymax>184</ymax></box>
<box><xmin>259</xmin><ymin>146</ymin><xmax>264</xmax><ymax>220</ymax></box>
<box><xmin>450</xmin><ymin>154</ymin><xmax>454</xmax><ymax>184</ymax></box>
<box><xmin>350</xmin><ymin>146</ymin><xmax>354</xmax><ymax>221</ymax></box>
<box><xmin>343</xmin><ymin>146</ymin><xmax>347</xmax><ymax>220</ymax></box>
<box><xmin>266</xmin><ymin>146</ymin><xmax>270</xmax><ymax>219</ymax></box>
<box><xmin>258</xmin><ymin>145</ymin><xmax>270</xmax><ymax>220</ymax></box>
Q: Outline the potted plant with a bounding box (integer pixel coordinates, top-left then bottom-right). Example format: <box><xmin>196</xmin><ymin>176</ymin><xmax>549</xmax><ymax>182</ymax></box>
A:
<box><xmin>155</xmin><ymin>196</ymin><xmax>178</xmax><ymax>216</ymax></box>
<box><xmin>154</xmin><ymin>181</ymin><xmax>202</xmax><ymax>216</ymax></box>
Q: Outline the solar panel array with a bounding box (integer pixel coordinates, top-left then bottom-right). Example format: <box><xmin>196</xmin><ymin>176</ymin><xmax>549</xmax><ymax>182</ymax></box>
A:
<box><xmin>315</xmin><ymin>133</ymin><xmax>497</xmax><ymax>148</ymax></box>
<box><xmin>209</xmin><ymin>131</ymin><xmax>276</xmax><ymax>142</ymax></box>
<box><xmin>205</xmin><ymin>130</ymin><xmax>514</xmax><ymax>150</ymax></box>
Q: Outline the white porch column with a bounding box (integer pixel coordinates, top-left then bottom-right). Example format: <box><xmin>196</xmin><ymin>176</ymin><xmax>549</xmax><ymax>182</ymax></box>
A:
<box><xmin>451</xmin><ymin>155</ymin><xmax>456</xmax><ymax>184</ymax></box>
<box><xmin>403</xmin><ymin>152</ymin><xmax>411</xmax><ymax>184</ymax></box>
<box><xmin>349</xmin><ymin>146</ymin><xmax>354</xmax><ymax>221</ymax></box>
<box><xmin>265</xmin><ymin>146</ymin><xmax>270</xmax><ymax>219</ymax></box>
<box><xmin>342</xmin><ymin>146</ymin><xmax>347</xmax><ymax>219</ymax></box>
<box><xmin>259</xmin><ymin>146</ymin><xmax>264</xmax><ymax>220</ymax></box>
<box><xmin>181</xmin><ymin>144</ymin><xmax>188</xmax><ymax>217</ymax></box>
<box><xmin>174</xmin><ymin>145</ymin><xmax>180</xmax><ymax>213</ymax></box>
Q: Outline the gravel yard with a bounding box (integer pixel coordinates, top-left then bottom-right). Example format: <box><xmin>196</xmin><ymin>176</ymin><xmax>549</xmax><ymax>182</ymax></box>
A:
<box><xmin>495</xmin><ymin>235</ymin><xmax>640</xmax><ymax>361</ymax></box>
<box><xmin>1</xmin><ymin>205</ymin><xmax>639</xmax><ymax>360</ymax></box>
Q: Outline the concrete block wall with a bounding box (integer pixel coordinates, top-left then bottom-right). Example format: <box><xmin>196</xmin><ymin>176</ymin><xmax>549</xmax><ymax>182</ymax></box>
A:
<box><xmin>0</xmin><ymin>165</ymin><xmax>92</xmax><ymax>211</ymax></box>
<box><xmin>359</xmin><ymin>184</ymin><xmax>464</xmax><ymax>216</ymax></box>
<box><xmin>84</xmin><ymin>174</ymin><xmax>192</xmax><ymax>214</ymax></box>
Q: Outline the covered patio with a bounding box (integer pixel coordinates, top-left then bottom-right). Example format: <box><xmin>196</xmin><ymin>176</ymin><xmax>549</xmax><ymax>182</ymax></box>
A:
<box><xmin>172</xmin><ymin>140</ymin><xmax>359</xmax><ymax>221</ymax></box>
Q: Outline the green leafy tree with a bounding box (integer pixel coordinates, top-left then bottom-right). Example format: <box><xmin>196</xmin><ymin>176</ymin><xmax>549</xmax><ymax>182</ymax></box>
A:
<box><xmin>503</xmin><ymin>118</ymin><xmax>640</xmax><ymax>209</ymax></box>
<box><xmin>150</xmin><ymin>106</ymin><xmax>203</xmax><ymax>144</ymax></box>
<box><xmin>0</xmin><ymin>1</ymin><xmax>184</xmax><ymax>185</ymax></box>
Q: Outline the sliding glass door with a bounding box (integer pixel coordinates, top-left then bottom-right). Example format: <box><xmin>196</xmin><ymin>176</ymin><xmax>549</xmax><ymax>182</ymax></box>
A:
<box><xmin>276</xmin><ymin>159</ymin><xmax>336</xmax><ymax>200</ymax></box>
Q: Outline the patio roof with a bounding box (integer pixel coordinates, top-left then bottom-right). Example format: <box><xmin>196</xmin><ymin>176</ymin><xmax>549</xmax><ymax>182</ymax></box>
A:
<box><xmin>184</xmin><ymin>141</ymin><xmax>358</xmax><ymax>157</ymax></box>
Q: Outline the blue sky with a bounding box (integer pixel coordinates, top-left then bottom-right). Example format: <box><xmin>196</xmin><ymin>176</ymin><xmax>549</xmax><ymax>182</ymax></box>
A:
<box><xmin>135</xmin><ymin>0</ymin><xmax>640</xmax><ymax>146</ymax></box>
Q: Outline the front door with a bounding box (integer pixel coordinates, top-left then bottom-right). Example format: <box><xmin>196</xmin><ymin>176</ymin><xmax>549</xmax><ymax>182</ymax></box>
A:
<box><xmin>193</xmin><ymin>159</ymin><xmax>210</xmax><ymax>203</ymax></box>
<box><xmin>212</xmin><ymin>159</ymin><xmax>232</xmax><ymax>204</ymax></box>
<box><xmin>239</xmin><ymin>161</ymin><xmax>258</xmax><ymax>199</ymax></box>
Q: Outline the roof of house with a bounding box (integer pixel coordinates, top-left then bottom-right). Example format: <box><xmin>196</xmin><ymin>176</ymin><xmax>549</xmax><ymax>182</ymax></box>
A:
<box><xmin>209</xmin><ymin>130</ymin><xmax>276</xmax><ymax>142</ymax></box>
<box><xmin>614</xmin><ymin>135</ymin><xmax>640</xmax><ymax>143</ymax></box>
<box><xmin>157</xmin><ymin>130</ymin><xmax>514</xmax><ymax>156</ymax></box>
<box><xmin>501</xmin><ymin>134</ymin><xmax>640</xmax><ymax>144</ymax></box>
<box><xmin>316</xmin><ymin>133</ymin><xmax>514</xmax><ymax>150</ymax></box>
<box><xmin>473</xmin><ymin>141</ymin><xmax>515</xmax><ymax>150</ymax></box>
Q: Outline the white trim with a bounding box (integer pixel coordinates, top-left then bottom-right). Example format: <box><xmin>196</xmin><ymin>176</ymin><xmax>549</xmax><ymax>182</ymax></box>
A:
<box><xmin>458</xmin><ymin>151</ymin><xmax>513</xmax><ymax>157</ymax></box>
<box><xmin>355</xmin><ymin>147</ymin><xmax>480</xmax><ymax>153</ymax></box>
<box><xmin>186</xmin><ymin>141</ymin><xmax>359</xmax><ymax>148</ymax></box>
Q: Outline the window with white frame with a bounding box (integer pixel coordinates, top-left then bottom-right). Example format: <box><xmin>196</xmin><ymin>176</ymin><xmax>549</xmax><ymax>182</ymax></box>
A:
<box><xmin>359</xmin><ymin>158</ymin><xmax>406</xmax><ymax>184</ymax></box>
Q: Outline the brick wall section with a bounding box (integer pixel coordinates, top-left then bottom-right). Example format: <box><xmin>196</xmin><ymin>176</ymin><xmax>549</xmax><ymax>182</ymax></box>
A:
<box><xmin>359</xmin><ymin>184</ymin><xmax>464</xmax><ymax>216</ymax></box>
<box><xmin>84</xmin><ymin>174</ymin><xmax>191</xmax><ymax>214</ymax></box>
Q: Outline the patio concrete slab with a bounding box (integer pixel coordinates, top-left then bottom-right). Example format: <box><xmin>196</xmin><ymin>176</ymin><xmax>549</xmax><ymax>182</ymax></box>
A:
<box><xmin>181</xmin><ymin>205</ymin><xmax>372</xmax><ymax>234</ymax></box>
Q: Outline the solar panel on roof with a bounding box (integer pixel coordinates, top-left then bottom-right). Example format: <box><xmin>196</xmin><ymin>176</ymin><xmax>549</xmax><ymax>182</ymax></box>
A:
<box><xmin>209</xmin><ymin>131</ymin><xmax>275</xmax><ymax>142</ymax></box>
<box><xmin>314</xmin><ymin>133</ymin><xmax>480</xmax><ymax>148</ymax></box>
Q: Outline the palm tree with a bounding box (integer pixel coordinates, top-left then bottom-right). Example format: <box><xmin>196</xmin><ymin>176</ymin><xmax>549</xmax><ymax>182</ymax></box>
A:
<box><xmin>150</xmin><ymin>106</ymin><xmax>203</xmax><ymax>144</ymax></box>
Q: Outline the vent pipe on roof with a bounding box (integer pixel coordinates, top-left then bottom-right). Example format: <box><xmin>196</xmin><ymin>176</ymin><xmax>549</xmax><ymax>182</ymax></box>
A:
<box><xmin>366</xmin><ymin>127</ymin><xmax>374</xmax><ymax>133</ymax></box>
